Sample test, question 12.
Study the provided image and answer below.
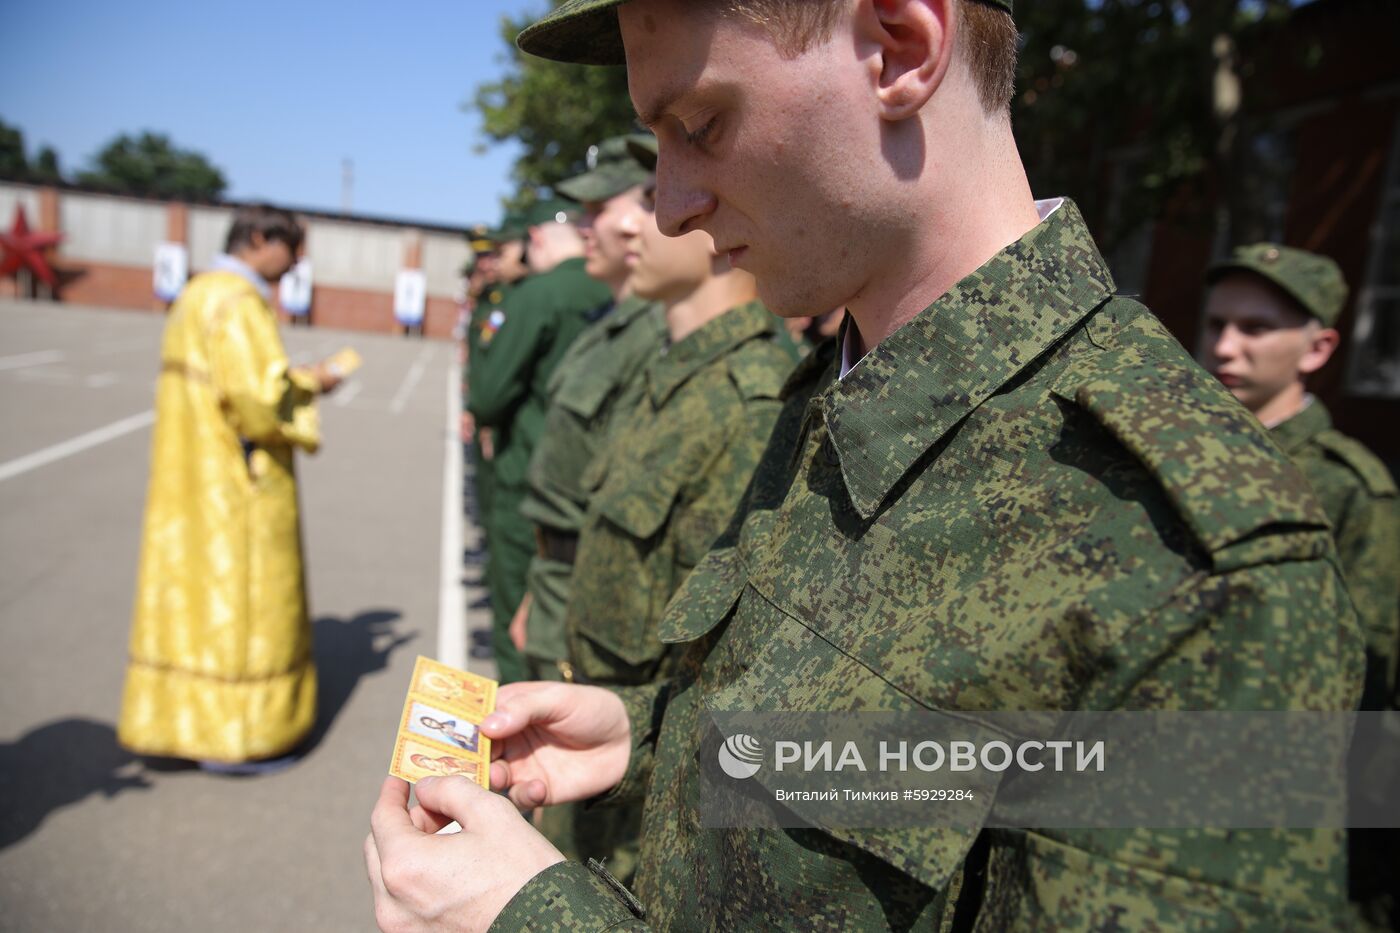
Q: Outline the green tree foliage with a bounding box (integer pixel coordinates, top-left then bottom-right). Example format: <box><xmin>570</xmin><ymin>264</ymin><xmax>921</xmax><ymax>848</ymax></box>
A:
<box><xmin>76</xmin><ymin>131</ymin><xmax>226</xmax><ymax>201</ymax></box>
<box><xmin>30</xmin><ymin>146</ymin><xmax>63</xmax><ymax>185</ymax></box>
<box><xmin>1013</xmin><ymin>0</ymin><xmax>1296</xmax><ymax>247</ymax></box>
<box><xmin>472</xmin><ymin>1</ymin><xmax>1302</xmax><ymax>239</ymax></box>
<box><xmin>470</xmin><ymin>1</ymin><xmax>638</xmax><ymax>210</ymax></box>
<box><xmin>0</xmin><ymin>119</ymin><xmax>32</xmax><ymax>180</ymax></box>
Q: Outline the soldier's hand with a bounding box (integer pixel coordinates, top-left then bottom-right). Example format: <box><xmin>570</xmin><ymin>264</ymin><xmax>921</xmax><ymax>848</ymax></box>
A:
<box><xmin>508</xmin><ymin>594</ymin><xmax>531</xmax><ymax>652</ymax></box>
<box><xmin>482</xmin><ymin>682</ymin><xmax>631</xmax><ymax>809</ymax></box>
<box><xmin>366</xmin><ymin>776</ymin><xmax>563</xmax><ymax>933</ymax></box>
<box><xmin>478</xmin><ymin>428</ymin><xmax>495</xmax><ymax>460</ymax></box>
<box><xmin>459</xmin><ymin>412</ymin><xmax>475</xmax><ymax>443</ymax></box>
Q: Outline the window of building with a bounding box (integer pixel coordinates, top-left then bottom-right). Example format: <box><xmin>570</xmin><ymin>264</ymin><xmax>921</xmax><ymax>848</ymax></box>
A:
<box><xmin>1345</xmin><ymin>118</ymin><xmax>1400</xmax><ymax>399</ymax></box>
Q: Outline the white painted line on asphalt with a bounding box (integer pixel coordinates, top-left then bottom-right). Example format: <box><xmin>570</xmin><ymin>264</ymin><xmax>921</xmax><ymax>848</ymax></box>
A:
<box><xmin>85</xmin><ymin>372</ymin><xmax>120</xmax><ymax>388</ymax></box>
<box><xmin>0</xmin><ymin>410</ymin><xmax>155</xmax><ymax>483</ymax></box>
<box><xmin>390</xmin><ymin>346</ymin><xmax>434</xmax><ymax>414</ymax></box>
<box><xmin>437</xmin><ymin>361</ymin><xmax>467</xmax><ymax>669</ymax></box>
<box><xmin>0</xmin><ymin>349</ymin><xmax>66</xmax><ymax>371</ymax></box>
<box><xmin>333</xmin><ymin>379</ymin><xmax>363</xmax><ymax>407</ymax></box>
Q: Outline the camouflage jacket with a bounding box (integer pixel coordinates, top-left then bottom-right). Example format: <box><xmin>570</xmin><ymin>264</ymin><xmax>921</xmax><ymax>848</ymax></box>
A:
<box><xmin>491</xmin><ymin>202</ymin><xmax>1363</xmax><ymax>931</ymax></box>
<box><xmin>519</xmin><ymin>295</ymin><xmax>666</xmax><ymax>535</ymax></box>
<box><xmin>565</xmin><ymin>300</ymin><xmax>792</xmax><ymax>686</ymax></box>
<box><xmin>1272</xmin><ymin>399</ymin><xmax>1400</xmax><ymax>707</ymax></box>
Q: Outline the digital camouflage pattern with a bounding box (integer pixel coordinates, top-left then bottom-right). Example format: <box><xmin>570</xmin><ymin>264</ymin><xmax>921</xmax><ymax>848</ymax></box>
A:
<box><xmin>556</xmin><ymin>299</ymin><xmax>791</xmax><ymax>886</ymax></box>
<box><xmin>469</xmin><ymin>257</ymin><xmax>612</xmax><ymax>682</ymax></box>
<box><xmin>516</xmin><ymin>0</ymin><xmax>1013</xmax><ymax>66</ymax></box>
<box><xmin>1206</xmin><ymin>242</ymin><xmax>1348</xmax><ymax>327</ymax></box>
<box><xmin>518</xmin><ymin>295</ymin><xmax>667</xmax><ymax>676</ymax></box>
<box><xmin>565</xmin><ymin>299</ymin><xmax>791</xmax><ymax>689</ymax></box>
<box><xmin>491</xmin><ymin>201</ymin><xmax>1363</xmax><ymax>931</ymax></box>
<box><xmin>1271</xmin><ymin>399</ymin><xmax>1400</xmax><ymax>707</ymax></box>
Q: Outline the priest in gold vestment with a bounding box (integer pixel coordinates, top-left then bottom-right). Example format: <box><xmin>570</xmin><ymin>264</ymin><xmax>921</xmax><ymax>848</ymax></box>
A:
<box><xmin>119</xmin><ymin>205</ymin><xmax>341</xmax><ymax>769</ymax></box>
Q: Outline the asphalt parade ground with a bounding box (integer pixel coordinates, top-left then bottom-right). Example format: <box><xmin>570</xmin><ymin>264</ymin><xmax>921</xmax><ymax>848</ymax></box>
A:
<box><xmin>0</xmin><ymin>298</ymin><xmax>492</xmax><ymax>932</ymax></box>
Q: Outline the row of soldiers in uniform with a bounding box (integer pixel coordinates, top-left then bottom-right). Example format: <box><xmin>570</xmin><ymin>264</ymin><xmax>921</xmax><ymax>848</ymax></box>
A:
<box><xmin>457</xmin><ymin>138</ymin><xmax>1400</xmax><ymax>927</ymax></box>
<box><xmin>368</xmin><ymin>2</ymin><xmax>1399</xmax><ymax>929</ymax></box>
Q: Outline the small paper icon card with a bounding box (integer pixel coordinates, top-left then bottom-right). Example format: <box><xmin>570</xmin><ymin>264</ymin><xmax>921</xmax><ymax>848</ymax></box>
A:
<box><xmin>389</xmin><ymin>656</ymin><xmax>497</xmax><ymax>787</ymax></box>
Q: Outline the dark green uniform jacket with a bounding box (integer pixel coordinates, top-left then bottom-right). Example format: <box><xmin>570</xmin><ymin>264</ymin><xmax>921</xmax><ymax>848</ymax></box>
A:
<box><xmin>1272</xmin><ymin>399</ymin><xmax>1400</xmax><ymax>708</ymax></box>
<box><xmin>493</xmin><ymin>202</ymin><xmax>1363</xmax><ymax>930</ymax></box>
<box><xmin>468</xmin><ymin>257</ymin><xmax>612</xmax><ymax>490</ymax></box>
<box><xmin>517</xmin><ymin>295</ymin><xmax>667</xmax><ymax>673</ymax></box>
<box><xmin>468</xmin><ymin>257</ymin><xmax>612</xmax><ymax>681</ymax></box>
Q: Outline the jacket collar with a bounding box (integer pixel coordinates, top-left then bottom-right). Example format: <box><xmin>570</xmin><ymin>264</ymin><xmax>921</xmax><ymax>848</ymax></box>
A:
<box><xmin>210</xmin><ymin>253</ymin><xmax>271</xmax><ymax>301</ymax></box>
<box><xmin>649</xmin><ymin>300</ymin><xmax>774</xmax><ymax>407</ymax></box>
<box><xmin>1268</xmin><ymin>396</ymin><xmax>1330</xmax><ymax>454</ymax></box>
<box><xmin>606</xmin><ymin>294</ymin><xmax>657</xmax><ymax>333</ymax></box>
<box><xmin>820</xmin><ymin>199</ymin><xmax>1116</xmax><ymax>519</ymax></box>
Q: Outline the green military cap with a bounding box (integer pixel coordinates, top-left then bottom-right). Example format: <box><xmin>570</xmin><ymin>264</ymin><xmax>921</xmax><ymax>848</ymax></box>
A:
<box><xmin>493</xmin><ymin>210</ymin><xmax>529</xmax><ymax>243</ymax></box>
<box><xmin>518</xmin><ymin>0</ymin><xmax>1012</xmax><ymax>65</ymax></box>
<box><xmin>556</xmin><ymin>135</ymin><xmax>654</xmax><ymax>203</ymax></box>
<box><xmin>627</xmin><ymin>134</ymin><xmax>657</xmax><ymax>172</ymax></box>
<box><xmin>1206</xmin><ymin>243</ymin><xmax>1348</xmax><ymax>327</ymax></box>
<box><xmin>521</xmin><ymin>196</ymin><xmax>582</xmax><ymax>228</ymax></box>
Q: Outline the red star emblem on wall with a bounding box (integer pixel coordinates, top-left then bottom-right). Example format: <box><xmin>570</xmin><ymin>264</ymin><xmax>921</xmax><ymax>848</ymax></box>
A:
<box><xmin>0</xmin><ymin>206</ymin><xmax>64</xmax><ymax>288</ymax></box>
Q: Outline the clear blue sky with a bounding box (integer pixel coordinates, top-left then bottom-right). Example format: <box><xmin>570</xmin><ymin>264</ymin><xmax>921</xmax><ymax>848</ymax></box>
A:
<box><xmin>0</xmin><ymin>0</ymin><xmax>544</xmax><ymax>228</ymax></box>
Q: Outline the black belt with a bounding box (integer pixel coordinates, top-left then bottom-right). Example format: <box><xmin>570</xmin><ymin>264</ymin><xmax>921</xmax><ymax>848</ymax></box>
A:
<box><xmin>536</xmin><ymin>527</ymin><xmax>579</xmax><ymax>565</ymax></box>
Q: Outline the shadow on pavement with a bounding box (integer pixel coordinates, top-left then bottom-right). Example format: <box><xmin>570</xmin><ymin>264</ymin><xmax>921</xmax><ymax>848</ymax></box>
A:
<box><xmin>0</xmin><ymin>611</ymin><xmax>411</xmax><ymax>848</ymax></box>
<box><xmin>304</xmin><ymin>608</ymin><xmax>415</xmax><ymax>753</ymax></box>
<box><xmin>0</xmin><ymin>718</ymin><xmax>150</xmax><ymax>850</ymax></box>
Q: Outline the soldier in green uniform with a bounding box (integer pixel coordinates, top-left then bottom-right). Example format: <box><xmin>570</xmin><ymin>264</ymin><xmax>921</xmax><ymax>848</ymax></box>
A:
<box><xmin>512</xmin><ymin>137</ymin><xmax>664</xmax><ymax>685</ymax></box>
<box><xmin>555</xmin><ymin>138</ymin><xmax>793</xmax><ymax>883</ymax></box>
<box><xmin>1201</xmin><ymin>244</ymin><xmax>1400</xmax><ymax>931</ymax></box>
<box><xmin>1203</xmin><ymin>243</ymin><xmax>1399</xmax><ymax>708</ymax></box>
<box><xmin>468</xmin><ymin>198</ymin><xmax>612</xmax><ymax>683</ymax></box>
<box><xmin>463</xmin><ymin>215</ymin><xmax>527</xmax><ymax>622</ymax></box>
<box><xmin>368</xmin><ymin>1</ymin><xmax>1364</xmax><ymax>929</ymax></box>
<box><xmin>508</xmin><ymin>138</ymin><xmax>664</xmax><ymax>862</ymax></box>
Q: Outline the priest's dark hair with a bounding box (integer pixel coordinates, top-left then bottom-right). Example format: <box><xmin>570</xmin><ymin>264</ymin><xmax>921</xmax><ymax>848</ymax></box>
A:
<box><xmin>225</xmin><ymin>204</ymin><xmax>304</xmax><ymax>255</ymax></box>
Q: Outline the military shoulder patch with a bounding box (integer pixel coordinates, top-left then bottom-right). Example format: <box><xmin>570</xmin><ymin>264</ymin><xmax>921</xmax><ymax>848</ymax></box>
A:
<box><xmin>1052</xmin><ymin>311</ymin><xmax>1328</xmax><ymax>561</ymax></box>
<box><xmin>1314</xmin><ymin>431</ymin><xmax>1399</xmax><ymax>498</ymax></box>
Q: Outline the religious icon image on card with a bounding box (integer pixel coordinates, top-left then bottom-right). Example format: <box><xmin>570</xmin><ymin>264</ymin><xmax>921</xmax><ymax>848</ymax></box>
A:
<box><xmin>410</xmin><ymin>657</ymin><xmax>495</xmax><ymax>718</ymax></box>
<box><xmin>406</xmin><ymin>700</ymin><xmax>479</xmax><ymax>752</ymax></box>
<box><xmin>392</xmin><ymin>737</ymin><xmax>484</xmax><ymax>784</ymax></box>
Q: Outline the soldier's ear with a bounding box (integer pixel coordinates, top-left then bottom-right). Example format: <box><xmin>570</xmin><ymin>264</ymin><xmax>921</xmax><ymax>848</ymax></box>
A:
<box><xmin>855</xmin><ymin>0</ymin><xmax>954</xmax><ymax>121</ymax></box>
<box><xmin>1298</xmin><ymin>327</ymin><xmax>1340</xmax><ymax>376</ymax></box>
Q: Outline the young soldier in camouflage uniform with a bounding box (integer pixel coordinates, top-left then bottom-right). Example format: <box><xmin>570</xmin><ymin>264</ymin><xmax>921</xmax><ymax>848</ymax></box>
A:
<box><xmin>1201</xmin><ymin>244</ymin><xmax>1400</xmax><ymax>932</ymax></box>
<box><xmin>368</xmin><ymin>1</ymin><xmax>1364</xmax><ymax>929</ymax></box>
<box><xmin>508</xmin><ymin>138</ymin><xmax>665</xmax><ymax>864</ymax></box>
<box><xmin>468</xmin><ymin>200</ymin><xmax>612</xmax><ymax>682</ymax></box>
<box><xmin>557</xmin><ymin>137</ymin><xmax>794</xmax><ymax>884</ymax></box>
<box><xmin>511</xmin><ymin>137</ymin><xmax>665</xmax><ymax>685</ymax></box>
<box><xmin>1202</xmin><ymin>243</ymin><xmax>1400</xmax><ymax>710</ymax></box>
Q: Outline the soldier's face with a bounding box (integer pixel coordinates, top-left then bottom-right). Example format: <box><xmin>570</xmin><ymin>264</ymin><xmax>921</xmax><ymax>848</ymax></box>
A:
<box><xmin>1201</xmin><ymin>274</ymin><xmax>1334</xmax><ymax>414</ymax></box>
<box><xmin>580</xmin><ymin>186</ymin><xmax>645</xmax><ymax>288</ymax></box>
<box><xmin>619</xmin><ymin>0</ymin><xmax>889</xmax><ymax>318</ymax></box>
<box><xmin>629</xmin><ymin>184</ymin><xmax>717</xmax><ymax>303</ymax></box>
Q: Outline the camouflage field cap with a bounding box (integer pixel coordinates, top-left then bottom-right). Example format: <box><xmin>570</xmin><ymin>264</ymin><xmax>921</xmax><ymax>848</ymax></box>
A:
<box><xmin>627</xmin><ymin>134</ymin><xmax>658</xmax><ymax>171</ymax></box>
<box><xmin>1206</xmin><ymin>243</ymin><xmax>1348</xmax><ymax>327</ymax></box>
<box><xmin>492</xmin><ymin>210</ymin><xmax>529</xmax><ymax>243</ymax></box>
<box><xmin>556</xmin><ymin>134</ymin><xmax>655</xmax><ymax>203</ymax></box>
<box><xmin>522</xmin><ymin>196</ymin><xmax>582</xmax><ymax>228</ymax></box>
<box><xmin>518</xmin><ymin>0</ymin><xmax>1012</xmax><ymax>65</ymax></box>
